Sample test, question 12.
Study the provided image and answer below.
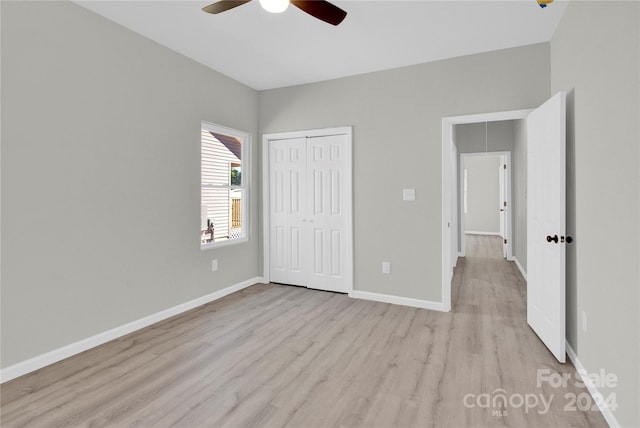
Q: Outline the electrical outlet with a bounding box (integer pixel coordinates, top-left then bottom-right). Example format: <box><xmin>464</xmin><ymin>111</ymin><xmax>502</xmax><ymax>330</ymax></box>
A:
<box><xmin>211</xmin><ymin>259</ymin><xmax>218</xmax><ymax>272</ymax></box>
<box><xmin>582</xmin><ymin>310</ymin><xmax>587</xmax><ymax>332</ymax></box>
<box><xmin>382</xmin><ymin>262</ymin><xmax>391</xmax><ymax>274</ymax></box>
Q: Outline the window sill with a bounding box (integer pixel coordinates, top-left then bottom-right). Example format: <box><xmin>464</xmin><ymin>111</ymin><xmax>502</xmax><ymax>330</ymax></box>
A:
<box><xmin>201</xmin><ymin>236</ymin><xmax>248</xmax><ymax>251</ymax></box>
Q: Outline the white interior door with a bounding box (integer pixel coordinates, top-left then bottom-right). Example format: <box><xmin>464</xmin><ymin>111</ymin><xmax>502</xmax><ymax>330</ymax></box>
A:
<box><xmin>269</xmin><ymin>138</ymin><xmax>307</xmax><ymax>287</ymax></box>
<box><xmin>527</xmin><ymin>91</ymin><xmax>566</xmax><ymax>363</ymax></box>
<box><xmin>499</xmin><ymin>156</ymin><xmax>507</xmax><ymax>258</ymax></box>
<box><xmin>306</xmin><ymin>135</ymin><xmax>350</xmax><ymax>293</ymax></box>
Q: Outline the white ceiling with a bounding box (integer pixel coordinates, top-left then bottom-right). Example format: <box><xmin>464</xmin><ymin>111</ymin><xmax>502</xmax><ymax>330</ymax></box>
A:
<box><xmin>76</xmin><ymin>0</ymin><xmax>568</xmax><ymax>90</ymax></box>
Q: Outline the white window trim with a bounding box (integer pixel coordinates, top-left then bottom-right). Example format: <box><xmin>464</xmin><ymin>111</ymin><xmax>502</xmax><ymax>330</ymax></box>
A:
<box><xmin>201</xmin><ymin>121</ymin><xmax>250</xmax><ymax>251</ymax></box>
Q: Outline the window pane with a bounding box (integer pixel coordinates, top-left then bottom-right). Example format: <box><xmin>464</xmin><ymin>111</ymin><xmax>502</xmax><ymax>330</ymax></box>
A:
<box><xmin>229</xmin><ymin>189</ymin><xmax>244</xmax><ymax>239</ymax></box>
<box><xmin>230</xmin><ymin>163</ymin><xmax>241</xmax><ymax>186</ymax></box>
<box><xmin>200</xmin><ymin>189</ymin><xmax>245</xmax><ymax>244</ymax></box>
<box><xmin>202</xmin><ymin>131</ymin><xmax>242</xmax><ymax>187</ymax></box>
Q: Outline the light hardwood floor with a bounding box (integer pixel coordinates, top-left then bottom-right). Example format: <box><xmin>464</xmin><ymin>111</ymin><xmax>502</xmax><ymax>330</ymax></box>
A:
<box><xmin>1</xmin><ymin>235</ymin><xmax>607</xmax><ymax>427</ymax></box>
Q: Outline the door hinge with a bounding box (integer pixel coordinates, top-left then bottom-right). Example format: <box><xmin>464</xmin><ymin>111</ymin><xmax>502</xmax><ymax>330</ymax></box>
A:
<box><xmin>504</xmin><ymin>201</ymin><xmax>507</xmax><ymax>207</ymax></box>
<box><xmin>504</xmin><ymin>164</ymin><xmax>507</xmax><ymax>170</ymax></box>
<box><xmin>504</xmin><ymin>239</ymin><xmax>507</xmax><ymax>244</ymax></box>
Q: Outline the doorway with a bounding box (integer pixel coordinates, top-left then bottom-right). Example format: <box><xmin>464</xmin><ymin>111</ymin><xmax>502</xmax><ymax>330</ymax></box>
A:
<box><xmin>442</xmin><ymin>93</ymin><xmax>567</xmax><ymax>363</ymax></box>
<box><xmin>459</xmin><ymin>151</ymin><xmax>512</xmax><ymax>260</ymax></box>
<box><xmin>441</xmin><ymin>109</ymin><xmax>531</xmax><ymax>312</ymax></box>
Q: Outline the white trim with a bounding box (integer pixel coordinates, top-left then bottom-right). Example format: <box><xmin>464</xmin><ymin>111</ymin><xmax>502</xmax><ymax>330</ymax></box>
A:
<box><xmin>349</xmin><ymin>290</ymin><xmax>446</xmax><ymax>312</ymax></box>
<box><xmin>442</xmin><ymin>109</ymin><xmax>532</xmax><ymax>316</ymax></box>
<box><xmin>441</xmin><ymin>120</ymin><xmax>453</xmax><ymax>312</ymax></box>
<box><xmin>261</xmin><ymin>126</ymin><xmax>351</xmax><ymax>141</ymax></box>
<box><xmin>566</xmin><ymin>342</ymin><xmax>620</xmax><ymax>428</ymax></box>
<box><xmin>262</xmin><ymin>135</ymin><xmax>270</xmax><ymax>283</ymax></box>
<box><xmin>512</xmin><ymin>257</ymin><xmax>527</xmax><ymax>281</ymax></box>
<box><xmin>262</xmin><ymin>126</ymin><xmax>353</xmax><ymax>294</ymax></box>
<box><xmin>0</xmin><ymin>277</ymin><xmax>261</xmax><ymax>384</ymax></box>
<box><xmin>444</xmin><ymin>109</ymin><xmax>534</xmax><ymax>125</ymax></box>
<box><xmin>464</xmin><ymin>231</ymin><xmax>502</xmax><ymax>236</ymax></box>
<box><xmin>450</xmin><ymin>143</ymin><xmax>459</xmax><ymax>274</ymax></box>
<box><xmin>201</xmin><ymin>236</ymin><xmax>248</xmax><ymax>250</ymax></box>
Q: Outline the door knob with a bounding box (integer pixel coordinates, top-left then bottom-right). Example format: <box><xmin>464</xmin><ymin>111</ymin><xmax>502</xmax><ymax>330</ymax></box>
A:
<box><xmin>546</xmin><ymin>234</ymin><xmax>559</xmax><ymax>243</ymax></box>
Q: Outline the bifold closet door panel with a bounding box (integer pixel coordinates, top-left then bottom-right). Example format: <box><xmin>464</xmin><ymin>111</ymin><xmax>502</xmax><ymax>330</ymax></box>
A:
<box><xmin>306</xmin><ymin>135</ymin><xmax>349</xmax><ymax>293</ymax></box>
<box><xmin>269</xmin><ymin>138</ymin><xmax>307</xmax><ymax>286</ymax></box>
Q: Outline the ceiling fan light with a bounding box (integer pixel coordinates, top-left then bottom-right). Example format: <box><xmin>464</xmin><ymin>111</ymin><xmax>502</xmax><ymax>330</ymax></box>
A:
<box><xmin>259</xmin><ymin>0</ymin><xmax>289</xmax><ymax>13</ymax></box>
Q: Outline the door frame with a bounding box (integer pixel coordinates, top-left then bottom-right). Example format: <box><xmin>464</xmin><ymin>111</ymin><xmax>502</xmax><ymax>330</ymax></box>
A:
<box><xmin>459</xmin><ymin>151</ymin><xmax>512</xmax><ymax>259</ymax></box>
<box><xmin>262</xmin><ymin>126</ymin><xmax>354</xmax><ymax>292</ymax></box>
<box><xmin>441</xmin><ymin>109</ymin><xmax>532</xmax><ymax>312</ymax></box>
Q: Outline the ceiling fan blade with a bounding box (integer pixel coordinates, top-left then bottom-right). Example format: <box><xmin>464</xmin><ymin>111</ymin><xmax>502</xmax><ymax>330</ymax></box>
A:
<box><xmin>290</xmin><ymin>0</ymin><xmax>347</xmax><ymax>26</ymax></box>
<box><xmin>202</xmin><ymin>0</ymin><xmax>252</xmax><ymax>14</ymax></box>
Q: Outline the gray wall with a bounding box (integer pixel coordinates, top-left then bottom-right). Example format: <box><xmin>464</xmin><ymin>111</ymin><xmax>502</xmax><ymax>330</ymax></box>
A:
<box><xmin>463</xmin><ymin>156</ymin><xmax>501</xmax><ymax>234</ymax></box>
<box><xmin>1</xmin><ymin>1</ymin><xmax>261</xmax><ymax>367</ymax></box>
<box><xmin>551</xmin><ymin>1</ymin><xmax>639</xmax><ymax>426</ymax></box>
<box><xmin>259</xmin><ymin>44</ymin><xmax>550</xmax><ymax>301</ymax></box>
<box><xmin>512</xmin><ymin>119</ymin><xmax>527</xmax><ymax>272</ymax></box>
<box><xmin>454</xmin><ymin>120</ymin><xmax>516</xmax><ymax>252</ymax></box>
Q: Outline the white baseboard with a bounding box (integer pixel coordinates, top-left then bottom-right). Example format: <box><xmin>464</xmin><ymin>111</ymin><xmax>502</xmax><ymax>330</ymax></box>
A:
<box><xmin>458</xmin><ymin>251</ymin><xmax>464</xmax><ymax>258</ymax></box>
<box><xmin>465</xmin><ymin>231</ymin><xmax>502</xmax><ymax>236</ymax></box>
<box><xmin>0</xmin><ymin>276</ymin><xmax>261</xmax><ymax>384</ymax></box>
<box><xmin>566</xmin><ymin>341</ymin><xmax>620</xmax><ymax>428</ymax></box>
<box><xmin>512</xmin><ymin>257</ymin><xmax>527</xmax><ymax>281</ymax></box>
<box><xmin>349</xmin><ymin>290</ymin><xmax>445</xmax><ymax>312</ymax></box>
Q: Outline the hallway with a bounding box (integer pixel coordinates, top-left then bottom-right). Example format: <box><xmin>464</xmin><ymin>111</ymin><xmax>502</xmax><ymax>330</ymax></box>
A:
<box><xmin>448</xmin><ymin>234</ymin><xmax>606</xmax><ymax>426</ymax></box>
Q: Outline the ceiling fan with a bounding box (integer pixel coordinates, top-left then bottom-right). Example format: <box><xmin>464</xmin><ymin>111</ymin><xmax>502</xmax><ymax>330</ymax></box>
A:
<box><xmin>202</xmin><ymin>0</ymin><xmax>347</xmax><ymax>26</ymax></box>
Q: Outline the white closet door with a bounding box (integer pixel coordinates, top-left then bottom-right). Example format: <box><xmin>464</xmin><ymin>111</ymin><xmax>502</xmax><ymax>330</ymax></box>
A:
<box><xmin>306</xmin><ymin>135</ymin><xmax>349</xmax><ymax>293</ymax></box>
<box><xmin>269</xmin><ymin>138</ymin><xmax>307</xmax><ymax>286</ymax></box>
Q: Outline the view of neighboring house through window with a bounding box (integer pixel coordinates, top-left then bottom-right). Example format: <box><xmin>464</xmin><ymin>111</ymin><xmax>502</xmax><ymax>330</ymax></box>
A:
<box><xmin>201</xmin><ymin>122</ymin><xmax>248</xmax><ymax>248</ymax></box>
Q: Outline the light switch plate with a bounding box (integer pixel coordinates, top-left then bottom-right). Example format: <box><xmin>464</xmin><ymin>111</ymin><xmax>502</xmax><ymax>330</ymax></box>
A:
<box><xmin>403</xmin><ymin>188</ymin><xmax>416</xmax><ymax>201</ymax></box>
<box><xmin>382</xmin><ymin>262</ymin><xmax>391</xmax><ymax>274</ymax></box>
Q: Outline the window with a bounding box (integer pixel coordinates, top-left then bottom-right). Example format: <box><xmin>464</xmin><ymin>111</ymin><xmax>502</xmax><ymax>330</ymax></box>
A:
<box><xmin>201</xmin><ymin>122</ymin><xmax>249</xmax><ymax>249</ymax></box>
